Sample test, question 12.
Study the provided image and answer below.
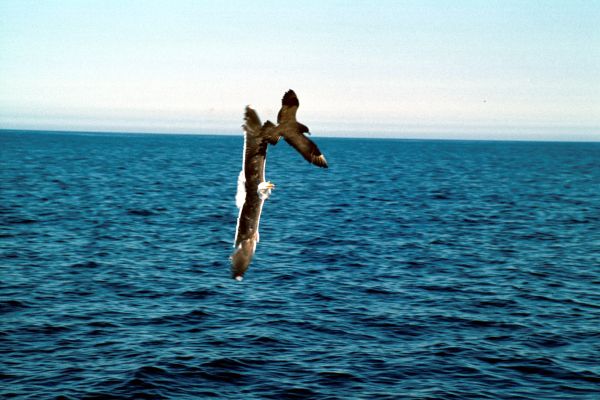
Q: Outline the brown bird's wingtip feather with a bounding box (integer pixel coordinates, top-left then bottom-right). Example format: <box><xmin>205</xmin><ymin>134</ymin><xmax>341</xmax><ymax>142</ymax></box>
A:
<box><xmin>282</xmin><ymin>89</ymin><xmax>299</xmax><ymax>107</ymax></box>
<box><xmin>315</xmin><ymin>155</ymin><xmax>329</xmax><ymax>168</ymax></box>
<box><xmin>317</xmin><ymin>154</ymin><xmax>329</xmax><ymax>168</ymax></box>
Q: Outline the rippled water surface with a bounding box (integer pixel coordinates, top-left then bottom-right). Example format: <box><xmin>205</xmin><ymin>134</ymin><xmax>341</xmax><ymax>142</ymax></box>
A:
<box><xmin>1</xmin><ymin>130</ymin><xmax>599</xmax><ymax>399</ymax></box>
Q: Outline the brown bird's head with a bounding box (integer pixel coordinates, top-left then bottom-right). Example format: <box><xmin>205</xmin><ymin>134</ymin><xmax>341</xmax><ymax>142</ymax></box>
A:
<box><xmin>298</xmin><ymin>123</ymin><xmax>310</xmax><ymax>135</ymax></box>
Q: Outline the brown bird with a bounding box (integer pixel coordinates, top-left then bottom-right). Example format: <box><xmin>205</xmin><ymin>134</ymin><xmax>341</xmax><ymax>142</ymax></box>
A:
<box><xmin>263</xmin><ymin>89</ymin><xmax>328</xmax><ymax>168</ymax></box>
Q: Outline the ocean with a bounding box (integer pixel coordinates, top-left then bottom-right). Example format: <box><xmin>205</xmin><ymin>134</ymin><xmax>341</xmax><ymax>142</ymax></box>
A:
<box><xmin>1</xmin><ymin>130</ymin><xmax>599</xmax><ymax>399</ymax></box>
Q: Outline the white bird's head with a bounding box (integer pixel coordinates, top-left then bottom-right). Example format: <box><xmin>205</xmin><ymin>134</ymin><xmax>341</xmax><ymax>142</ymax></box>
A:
<box><xmin>257</xmin><ymin>181</ymin><xmax>275</xmax><ymax>200</ymax></box>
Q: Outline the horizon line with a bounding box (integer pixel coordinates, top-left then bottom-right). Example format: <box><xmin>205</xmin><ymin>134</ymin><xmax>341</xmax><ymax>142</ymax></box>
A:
<box><xmin>2</xmin><ymin>128</ymin><xmax>600</xmax><ymax>144</ymax></box>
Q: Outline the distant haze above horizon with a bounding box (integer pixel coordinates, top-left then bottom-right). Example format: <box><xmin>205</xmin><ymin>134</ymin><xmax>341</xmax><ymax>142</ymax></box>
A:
<box><xmin>1</xmin><ymin>1</ymin><xmax>599</xmax><ymax>141</ymax></box>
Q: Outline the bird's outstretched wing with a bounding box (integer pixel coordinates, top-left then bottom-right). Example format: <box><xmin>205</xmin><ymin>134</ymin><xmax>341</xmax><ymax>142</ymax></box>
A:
<box><xmin>281</xmin><ymin>129</ymin><xmax>328</xmax><ymax>168</ymax></box>
<box><xmin>277</xmin><ymin>89</ymin><xmax>299</xmax><ymax>124</ymax></box>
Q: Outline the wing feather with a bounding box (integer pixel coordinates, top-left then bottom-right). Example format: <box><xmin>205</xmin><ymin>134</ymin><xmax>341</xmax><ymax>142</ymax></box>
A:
<box><xmin>282</xmin><ymin>130</ymin><xmax>328</xmax><ymax>168</ymax></box>
<box><xmin>277</xmin><ymin>89</ymin><xmax>299</xmax><ymax>124</ymax></box>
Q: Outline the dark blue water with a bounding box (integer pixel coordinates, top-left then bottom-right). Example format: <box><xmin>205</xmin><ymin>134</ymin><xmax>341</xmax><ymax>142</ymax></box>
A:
<box><xmin>1</xmin><ymin>130</ymin><xmax>599</xmax><ymax>399</ymax></box>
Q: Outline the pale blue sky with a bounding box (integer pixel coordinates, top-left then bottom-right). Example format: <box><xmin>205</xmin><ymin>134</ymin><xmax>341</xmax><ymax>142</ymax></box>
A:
<box><xmin>1</xmin><ymin>0</ymin><xmax>599</xmax><ymax>140</ymax></box>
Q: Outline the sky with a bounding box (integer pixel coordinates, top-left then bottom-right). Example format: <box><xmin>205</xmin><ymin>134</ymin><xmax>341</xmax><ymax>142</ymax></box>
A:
<box><xmin>1</xmin><ymin>0</ymin><xmax>599</xmax><ymax>140</ymax></box>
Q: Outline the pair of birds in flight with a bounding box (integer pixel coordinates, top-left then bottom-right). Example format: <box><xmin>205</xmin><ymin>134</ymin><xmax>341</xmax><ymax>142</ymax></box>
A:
<box><xmin>231</xmin><ymin>90</ymin><xmax>328</xmax><ymax>280</ymax></box>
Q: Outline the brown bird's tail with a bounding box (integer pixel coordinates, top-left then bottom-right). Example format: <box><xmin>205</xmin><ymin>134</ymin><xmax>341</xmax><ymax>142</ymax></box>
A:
<box><xmin>262</xmin><ymin>120</ymin><xmax>280</xmax><ymax>145</ymax></box>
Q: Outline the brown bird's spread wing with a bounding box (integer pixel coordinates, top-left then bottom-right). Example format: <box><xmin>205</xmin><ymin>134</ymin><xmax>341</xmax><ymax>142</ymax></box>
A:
<box><xmin>277</xmin><ymin>89</ymin><xmax>299</xmax><ymax>124</ymax></box>
<box><xmin>281</xmin><ymin>128</ymin><xmax>328</xmax><ymax>168</ymax></box>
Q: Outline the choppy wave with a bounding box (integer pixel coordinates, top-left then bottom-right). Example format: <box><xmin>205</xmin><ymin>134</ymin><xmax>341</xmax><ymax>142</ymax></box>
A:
<box><xmin>1</xmin><ymin>131</ymin><xmax>599</xmax><ymax>399</ymax></box>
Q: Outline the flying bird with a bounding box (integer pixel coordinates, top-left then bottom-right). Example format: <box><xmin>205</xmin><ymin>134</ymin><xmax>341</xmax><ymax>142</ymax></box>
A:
<box><xmin>231</xmin><ymin>90</ymin><xmax>328</xmax><ymax>281</ymax></box>
<box><xmin>264</xmin><ymin>90</ymin><xmax>329</xmax><ymax>168</ymax></box>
